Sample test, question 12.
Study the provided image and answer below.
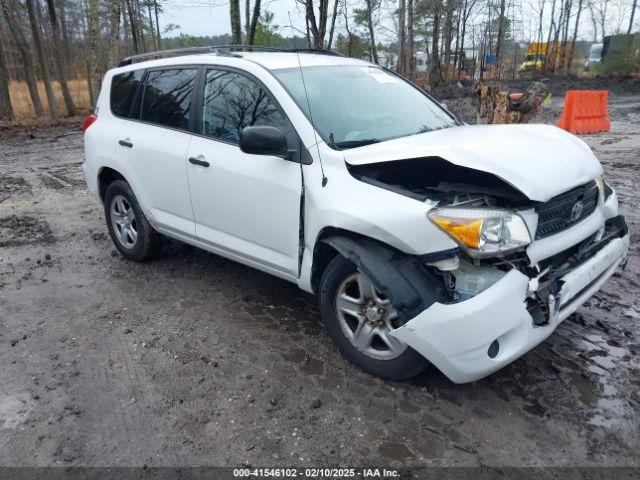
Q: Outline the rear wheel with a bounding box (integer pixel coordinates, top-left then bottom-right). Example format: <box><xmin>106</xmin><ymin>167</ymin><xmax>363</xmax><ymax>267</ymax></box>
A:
<box><xmin>319</xmin><ymin>254</ymin><xmax>428</xmax><ymax>380</ymax></box>
<box><xmin>104</xmin><ymin>180</ymin><xmax>161</xmax><ymax>261</ymax></box>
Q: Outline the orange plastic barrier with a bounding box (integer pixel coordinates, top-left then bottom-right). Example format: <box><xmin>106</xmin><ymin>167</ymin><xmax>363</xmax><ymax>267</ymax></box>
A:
<box><xmin>557</xmin><ymin>90</ymin><xmax>610</xmax><ymax>134</ymax></box>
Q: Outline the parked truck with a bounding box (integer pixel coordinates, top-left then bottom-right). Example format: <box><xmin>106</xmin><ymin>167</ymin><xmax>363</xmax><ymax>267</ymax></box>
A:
<box><xmin>584</xmin><ymin>43</ymin><xmax>603</xmax><ymax>70</ymax></box>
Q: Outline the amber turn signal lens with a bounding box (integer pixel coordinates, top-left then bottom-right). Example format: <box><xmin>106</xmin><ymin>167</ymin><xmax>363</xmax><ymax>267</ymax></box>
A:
<box><xmin>430</xmin><ymin>217</ymin><xmax>482</xmax><ymax>249</ymax></box>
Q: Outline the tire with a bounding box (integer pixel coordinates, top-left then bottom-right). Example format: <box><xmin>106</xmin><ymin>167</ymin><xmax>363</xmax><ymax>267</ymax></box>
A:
<box><xmin>319</xmin><ymin>254</ymin><xmax>428</xmax><ymax>380</ymax></box>
<box><xmin>104</xmin><ymin>180</ymin><xmax>162</xmax><ymax>261</ymax></box>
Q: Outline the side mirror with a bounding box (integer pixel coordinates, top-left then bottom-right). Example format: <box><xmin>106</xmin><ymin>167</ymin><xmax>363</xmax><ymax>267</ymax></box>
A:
<box><xmin>239</xmin><ymin>126</ymin><xmax>288</xmax><ymax>158</ymax></box>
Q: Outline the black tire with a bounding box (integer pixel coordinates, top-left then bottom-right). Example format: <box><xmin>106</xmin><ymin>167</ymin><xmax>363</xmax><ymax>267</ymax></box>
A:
<box><xmin>104</xmin><ymin>180</ymin><xmax>162</xmax><ymax>261</ymax></box>
<box><xmin>319</xmin><ymin>254</ymin><xmax>428</xmax><ymax>380</ymax></box>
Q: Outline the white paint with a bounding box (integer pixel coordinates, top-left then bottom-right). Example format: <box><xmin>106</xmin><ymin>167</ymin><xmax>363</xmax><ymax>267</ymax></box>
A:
<box><xmin>342</xmin><ymin>123</ymin><xmax>603</xmax><ymax>203</ymax></box>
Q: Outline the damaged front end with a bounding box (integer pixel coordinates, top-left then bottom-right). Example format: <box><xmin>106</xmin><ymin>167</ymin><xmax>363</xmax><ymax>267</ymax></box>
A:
<box><xmin>346</xmin><ymin>157</ymin><xmax>630</xmax><ymax>383</ymax></box>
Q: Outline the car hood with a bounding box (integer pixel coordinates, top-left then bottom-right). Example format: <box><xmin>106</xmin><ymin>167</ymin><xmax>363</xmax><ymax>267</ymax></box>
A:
<box><xmin>342</xmin><ymin>124</ymin><xmax>603</xmax><ymax>202</ymax></box>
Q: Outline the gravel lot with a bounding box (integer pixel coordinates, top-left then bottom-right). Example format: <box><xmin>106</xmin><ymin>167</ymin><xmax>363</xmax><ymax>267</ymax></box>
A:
<box><xmin>0</xmin><ymin>92</ymin><xmax>639</xmax><ymax>470</ymax></box>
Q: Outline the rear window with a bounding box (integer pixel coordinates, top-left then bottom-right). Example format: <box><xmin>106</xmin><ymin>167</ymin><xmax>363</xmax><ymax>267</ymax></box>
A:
<box><xmin>140</xmin><ymin>68</ymin><xmax>197</xmax><ymax>130</ymax></box>
<box><xmin>110</xmin><ymin>70</ymin><xmax>144</xmax><ymax>118</ymax></box>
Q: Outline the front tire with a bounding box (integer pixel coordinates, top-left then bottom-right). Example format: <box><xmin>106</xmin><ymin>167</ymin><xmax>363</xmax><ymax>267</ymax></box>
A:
<box><xmin>319</xmin><ymin>255</ymin><xmax>428</xmax><ymax>380</ymax></box>
<box><xmin>104</xmin><ymin>180</ymin><xmax>161</xmax><ymax>261</ymax></box>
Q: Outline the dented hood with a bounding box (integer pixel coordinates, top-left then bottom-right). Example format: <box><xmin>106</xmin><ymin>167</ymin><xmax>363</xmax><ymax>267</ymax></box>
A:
<box><xmin>342</xmin><ymin>124</ymin><xmax>603</xmax><ymax>202</ymax></box>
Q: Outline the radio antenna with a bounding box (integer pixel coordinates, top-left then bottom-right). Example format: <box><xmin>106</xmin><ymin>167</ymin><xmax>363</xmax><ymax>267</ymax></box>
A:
<box><xmin>288</xmin><ymin>11</ymin><xmax>327</xmax><ymax>187</ymax></box>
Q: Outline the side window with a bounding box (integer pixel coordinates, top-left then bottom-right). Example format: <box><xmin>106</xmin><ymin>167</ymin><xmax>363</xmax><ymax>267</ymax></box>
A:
<box><xmin>201</xmin><ymin>69</ymin><xmax>287</xmax><ymax>143</ymax></box>
<box><xmin>110</xmin><ymin>70</ymin><xmax>144</xmax><ymax>118</ymax></box>
<box><xmin>140</xmin><ymin>68</ymin><xmax>197</xmax><ymax>130</ymax></box>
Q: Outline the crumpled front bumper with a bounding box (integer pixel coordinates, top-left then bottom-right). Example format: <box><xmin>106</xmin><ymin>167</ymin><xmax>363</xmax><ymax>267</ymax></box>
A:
<box><xmin>389</xmin><ymin>228</ymin><xmax>629</xmax><ymax>384</ymax></box>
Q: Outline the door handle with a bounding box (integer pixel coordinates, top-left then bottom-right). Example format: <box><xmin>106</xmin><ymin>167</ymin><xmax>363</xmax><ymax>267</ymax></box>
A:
<box><xmin>118</xmin><ymin>139</ymin><xmax>133</xmax><ymax>148</ymax></box>
<box><xmin>188</xmin><ymin>157</ymin><xmax>210</xmax><ymax>167</ymax></box>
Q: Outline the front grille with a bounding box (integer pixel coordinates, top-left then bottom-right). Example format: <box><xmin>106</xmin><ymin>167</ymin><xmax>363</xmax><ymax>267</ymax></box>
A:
<box><xmin>535</xmin><ymin>181</ymin><xmax>599</xmax><ymax>239</ymax></box>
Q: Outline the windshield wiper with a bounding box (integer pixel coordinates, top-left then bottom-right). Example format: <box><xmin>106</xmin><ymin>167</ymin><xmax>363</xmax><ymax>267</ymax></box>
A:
<box><xmin>333</xmin><ymin>138</ymin><xmax>381</xmax><ymax>149</ymax></box>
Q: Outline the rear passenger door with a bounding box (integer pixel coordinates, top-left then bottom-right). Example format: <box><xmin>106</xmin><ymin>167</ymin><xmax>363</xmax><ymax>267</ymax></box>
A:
<box><xmin>117</xmin><ymin>67</ymin><xmax>198</xmax><ymax>235</ymax></box>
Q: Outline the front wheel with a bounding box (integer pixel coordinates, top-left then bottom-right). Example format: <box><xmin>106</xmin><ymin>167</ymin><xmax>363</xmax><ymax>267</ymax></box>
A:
<box><xmin>319</xmin><ymin>255</ymin><xmax>428</xmax><ymax>380</ymax></box>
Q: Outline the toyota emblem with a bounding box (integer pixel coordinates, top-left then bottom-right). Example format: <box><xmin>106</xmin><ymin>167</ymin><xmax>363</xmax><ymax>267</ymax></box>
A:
<box><xmin>570</xmin><ymin>200</ymin><xmax>584</xmax><ymax>221</ymax></box>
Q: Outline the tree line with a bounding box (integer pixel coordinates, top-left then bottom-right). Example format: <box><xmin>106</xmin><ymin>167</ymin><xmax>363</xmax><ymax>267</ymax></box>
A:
<box><xmin>0</xmin><ymin>0</ymin><xmax>171</xmax><ymax>121</ymax></box>
<box><xmin>0</xmin><ymin>0</ymin><xmax>638</xmax><ymax>121</ymax></box>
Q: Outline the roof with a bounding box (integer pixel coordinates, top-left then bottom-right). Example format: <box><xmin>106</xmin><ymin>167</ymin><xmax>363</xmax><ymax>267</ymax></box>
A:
<box><xmin>113</xmin><ymin>50</ymin><xmax>370</xmax><ymax>74</ymax></box>
<box><xmin>240</xmin><ymin>52</ymin><xmax>370</xmax><ymax>70</ymax></box>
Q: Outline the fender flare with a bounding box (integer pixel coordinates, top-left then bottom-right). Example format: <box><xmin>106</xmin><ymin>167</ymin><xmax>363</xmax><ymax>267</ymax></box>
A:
<box><xmin>323</xmin><ymin>236</ymin><xmax>447</xmax><ymax>323</ymax></box>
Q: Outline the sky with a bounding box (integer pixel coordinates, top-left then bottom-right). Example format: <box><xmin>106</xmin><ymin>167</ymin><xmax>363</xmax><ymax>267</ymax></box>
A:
<box><xmin>158</xmin><ymin>0</ymin><xmax>309</xmax><ymax>38</ymax></box>
<box><xmin>157</xmin><ymin>0</ymin><xmax>637</xmax><ymax>45</ymax></box>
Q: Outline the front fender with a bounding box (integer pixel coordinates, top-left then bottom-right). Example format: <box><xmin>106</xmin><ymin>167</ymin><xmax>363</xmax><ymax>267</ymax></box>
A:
<box><xmin>321</xmin><ymin>236</ymin><xmax>447</xmax><ymax>323</ymax></box>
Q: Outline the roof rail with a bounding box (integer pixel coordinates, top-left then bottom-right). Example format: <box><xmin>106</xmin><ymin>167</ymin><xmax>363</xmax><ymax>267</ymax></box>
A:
<box><xmin>118</xmin><ymin>45</ymin><xmax>343</xmax><ymax>67</ymax></box>
<box><xmin>118</xmin><ymin>46</ymin><xmax>238</xmax><ymax>67</ymax></box>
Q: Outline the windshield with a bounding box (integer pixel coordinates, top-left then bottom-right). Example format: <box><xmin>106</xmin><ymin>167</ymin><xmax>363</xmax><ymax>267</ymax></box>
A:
<box><xmin>273</xmin><ymin>65</ymin><xmax>456</xmax><ymax>149</ymax></box>
<box><xmin>524</xmin><ymin>54</ymin><xmax>545</xmax><ymax>61</ymax></box>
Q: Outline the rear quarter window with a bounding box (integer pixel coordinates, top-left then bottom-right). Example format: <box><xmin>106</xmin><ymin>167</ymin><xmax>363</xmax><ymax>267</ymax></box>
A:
<box><xmin>110</xmin><ymin>70</ymin><xmax>144</xmax><ymax>118</ymax></box>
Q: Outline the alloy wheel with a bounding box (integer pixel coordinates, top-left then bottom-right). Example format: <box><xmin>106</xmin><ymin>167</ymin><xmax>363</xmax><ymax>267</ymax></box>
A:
<box><xmin>110</xmin><ymin>194</ymin><xmax>138</xmax><ymax>249</ymax></box>
<box><xmin>335</xmin><ymin>271</ymin><xmax>407</xmax><ymax>360</ymax></box>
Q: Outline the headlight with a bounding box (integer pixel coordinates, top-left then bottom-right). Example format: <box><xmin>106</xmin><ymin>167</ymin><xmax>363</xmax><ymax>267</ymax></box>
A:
<box><xmin>428</xmin><ymin>207</ymin><xmax>531</xmax><ymax>256</ymax></box>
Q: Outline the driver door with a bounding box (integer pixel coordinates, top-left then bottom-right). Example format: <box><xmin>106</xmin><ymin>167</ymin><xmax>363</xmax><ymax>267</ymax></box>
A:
<box><xmin>186</xmin><ymin>67</ymin><xmax>302</xmax><ymax>278</ymax></box>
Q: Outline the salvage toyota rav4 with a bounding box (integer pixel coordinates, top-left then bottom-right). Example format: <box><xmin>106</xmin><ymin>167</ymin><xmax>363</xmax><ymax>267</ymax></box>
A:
<box><xmin>83</xmin><ymin>48</ymin><xmax>629</xmax><ymax>383</ymax></box>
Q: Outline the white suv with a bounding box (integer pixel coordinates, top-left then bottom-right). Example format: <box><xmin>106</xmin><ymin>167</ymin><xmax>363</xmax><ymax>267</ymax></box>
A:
<box><xmin>83</xmin><ymin>47</ymin><xmax>629</xmax><ymax>383</ymax></box>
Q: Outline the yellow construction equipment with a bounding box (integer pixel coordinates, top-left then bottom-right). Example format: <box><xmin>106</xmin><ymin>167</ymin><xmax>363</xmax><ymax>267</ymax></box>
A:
<box><xmin>519</xmin><ymin>43</ymin><xmax>568</xmax><ymax>74</ymax></box>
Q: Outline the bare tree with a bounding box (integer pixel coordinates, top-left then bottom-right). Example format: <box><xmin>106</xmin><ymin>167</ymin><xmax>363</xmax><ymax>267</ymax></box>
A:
<box><xmin>107</xmin><ymin>0</ymin><xmax>122</xmax><ymax>66</ymax></box>
<box><xmin>365</xmin><ymin>0</ymin><xmax>379</xmax><ymax>63</ymax></box>
<box><xmin>301</xmin><ymin>0</ymin><xmax>330</xmax><ymax>48</ymax></box>
<box><xmin>125</xmin><ymin>0</ymin><xmax>141</xmax><ymax>53</ymax></box>
<box><xmin>26</xmin><ymin>0</ymin><xmax>59</xmax><ymax>118</ymax></box>
<box><xmin>248</xmin><ymin>0</ymin><xmax>261</xmax><ymax>44</ymax></box>
<box><xmin>343</xmin><ymin>0</ymin><xmax>354</xmax><ymax>55</ymax></box>
<box><xmin>551</xmin><ymin>1</ymin><xmax>565</xmax><ymax>71</ymax></box>
<box><xmin>594</xmin><ymin>0</ymin><xmax>610</xmax><ymax>41</ymax></box>
<box><xmin>145</xmin><ymin>0</ymin><xmax>159</xmax><ymax>50</ymax></box>
<box><xmin>567</xmin><ymin>0</ymin><xmax>584</xmax><ymax>70</ymax></box>
<box><xmin>587</xmin><ymin>1</ymin><xmax>597</xmax><ymax>40</ymax></box>
<box><xmin>59</xmin><ymin>0</ymin><xmax>72</xmax><ymax>60</ymax></box>
<box><xmin>327</xmin><ymin>0</ymin><xmax>339</xmax><ymax>49</ymax></box>
<box><xmin>245</xmin><ymin>0</ymin><xmax>250</xmax><ymax>40</ymax></box>
<box><xmin>453</xmin><ymin>0</ymin><xmax>462</xmax><ymax>73</ymax></box>
<box><xmin>0</xmin><ymin>19</ymin><xmax>14</xmax><ymax>121</ymax></box>
<box><xmin>629</xmin><ymin>0</ymin><xmax>637</xmax><ymax>34</ymax></box>
<box><xmin>495</xmin><ymin>0</ymin><xmax>507</xmax><ymax>79</ymax></box>
<box><xmin>543</xmin><ymin>0</ymin><xmax>558</xmax><ymax>72</ymax></box>
<box><xmin>46</xmin><ymin>0</ymin><xmax>77</xmax><ymax>116</ymax></box>
<box><xmin>457</xmin><ymin>0</ymin><xmax>478</xmax><ymax>74</ymax></box>
<box><xmin>88</xmin><ymin>0</ymin><xmax>101</xmax><ymax>104</ymax></box>
<box><xmin>137</xmin><ymin>0</ymin><xmax>147</xmax><ymax>50</ymax></box>
<box><xmin>430</xmin><ymin>0</ymin><xmax>442</xmax><ymax>85</ymax></box>
<box><xmin>154</xmin><ymin>0</ymin><xmax>161</xmax><ymax>48</ymax></box>
<box><xmin>406</xmin><ymin>0</ymin><xmax>414</xmax><ymax>76</ymax></box>
<box><xmin>397</xmin><ymin>0</ymin><xmax>406</xmax><ymax>73</ymax></box>
<box><xmin>531</xmin><ymin>0</ymin><xmax>546</xmax><ymax>75</ymax></box>
<box><xmin>0</xmin><ymin>0</ymin><xmax>45</xmax><ymax>117</ymax></box>
<box><xmin>229</xmin><ymin>0</ymin><xmax>241</xmax><ymax>44</ymax></box>
<box><xmin>441</xmin><ymin>0</ymin><xmax>456</xmax><ymax>78</ymax></box>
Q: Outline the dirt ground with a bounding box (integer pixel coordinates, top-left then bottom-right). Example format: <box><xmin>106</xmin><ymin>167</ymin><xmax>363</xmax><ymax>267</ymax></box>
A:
<box><xmin>0</xmin><ymin>85</ymin><xmax>639</xmax><ymax>471</ymax></box>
